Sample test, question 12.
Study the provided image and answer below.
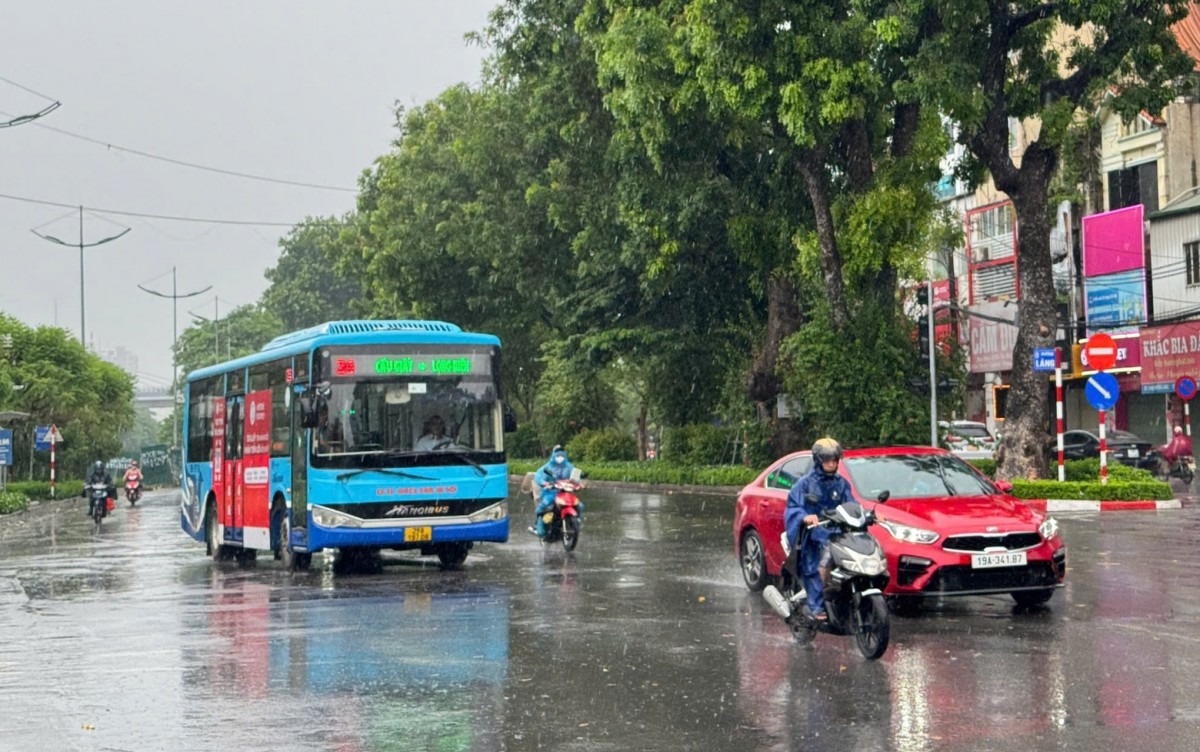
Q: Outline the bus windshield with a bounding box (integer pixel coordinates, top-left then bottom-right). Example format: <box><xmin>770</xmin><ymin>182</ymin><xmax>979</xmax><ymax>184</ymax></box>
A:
<box><xmin>311</xmin><ymin>345</ymin><xmax>502</xmax><ymax>469</ymax></box>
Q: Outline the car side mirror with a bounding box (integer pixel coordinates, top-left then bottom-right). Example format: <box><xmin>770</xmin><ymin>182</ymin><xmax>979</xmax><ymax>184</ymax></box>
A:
<box><xmin>299</xmin><ymin>394</ymin><xmax>323</xmax><ymax>429</ymax></box>
<box><xmin>995</xmin><ymin>480</ymin><xmax>1014</xmax><ymax>493</ymax></box>
<box><xmin>876</xmin><ymin>491</ymin><xmax>890</xmax><ymax>504</ymax></box>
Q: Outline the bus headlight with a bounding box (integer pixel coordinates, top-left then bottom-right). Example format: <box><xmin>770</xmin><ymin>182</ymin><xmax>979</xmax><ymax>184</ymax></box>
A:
<box><xmin>311</xmin><ymin>506</ymin><xmax>362</xmax><ymax>529</ymax></box>
<box><xmin>468</xmin><ymin>501</ymin><xmax>507</xmax><ymax>523</ymax></box>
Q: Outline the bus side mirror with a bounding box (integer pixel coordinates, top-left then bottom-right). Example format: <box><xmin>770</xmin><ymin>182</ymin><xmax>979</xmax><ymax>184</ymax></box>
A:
<box><xmin>503</xmin><ymin>404</ymin><xmax>517</xmax><ymax>433</ymax></box>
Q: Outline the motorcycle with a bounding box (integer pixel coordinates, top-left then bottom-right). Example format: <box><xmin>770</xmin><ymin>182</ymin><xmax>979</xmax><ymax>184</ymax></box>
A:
<box><xmin>535</xmin><ymin>476</ymin><xmax>584</xmax><ymax>551</ymax></box>
<box><xmin>1153</xmin><ymin>451</ymin><xmax>1195</xmax><ymax>484</ymax></box>
<box><xmin>762</xmin><ymin>492</ymin><xmax>892</xmax><ymax>660</ymax></box>
<box><xmin>86</xmin><ymin>482</ymin><xmax>113</xmax><ymax>525</ymax></box>
<box><xmin>125</xmin><ymin>477</ymin><xmax>142</xmax><ymax>506</ymax></box>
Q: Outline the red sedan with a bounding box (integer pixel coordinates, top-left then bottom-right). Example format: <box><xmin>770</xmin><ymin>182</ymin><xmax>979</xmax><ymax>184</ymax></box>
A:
<box><xmin>734</xmin><ymin>446</ymin><xmax>1066</xmax><ymax>607</ymax></box>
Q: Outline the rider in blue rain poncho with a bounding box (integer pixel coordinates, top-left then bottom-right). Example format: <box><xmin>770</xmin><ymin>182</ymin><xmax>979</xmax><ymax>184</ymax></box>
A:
<box><xmin>784</xmin><ymin>438</ymin><xmax>854</xmax><ymax>621</ymax></box>
<box><xmin>530</xmin><ymin>444</ymin><xmax>579</xmax><ymax>538</ymax></box>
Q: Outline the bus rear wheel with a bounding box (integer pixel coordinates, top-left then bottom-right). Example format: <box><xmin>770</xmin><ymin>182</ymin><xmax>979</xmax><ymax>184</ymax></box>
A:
<box><xmin>436</xmin><ymin>543</ymin><xmax>470</xmax><ymax>569</ymax></box>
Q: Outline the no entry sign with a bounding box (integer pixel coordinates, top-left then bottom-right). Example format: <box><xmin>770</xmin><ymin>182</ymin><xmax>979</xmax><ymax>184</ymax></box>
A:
<box><xmin>1083</xmin><ymin>333</ymin><xmax>1118</xmax><ymax>371</ymax></box>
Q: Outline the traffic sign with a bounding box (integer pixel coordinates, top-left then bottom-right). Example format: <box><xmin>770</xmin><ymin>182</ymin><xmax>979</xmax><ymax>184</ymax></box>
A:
<box><xmin>1033</xmin><ymin>348</ymin><xmax>1057</xmax><ymax>372</ymax></box>
<box><xmin>34</xmin><ymin>425</ymin><xmax>51</xmax><ymax>451</ymax></box>
<box><xmin>1086</xmin><ymin>372</ymin><xmax>1120</xmax><ymax>411</ymax></box>
<box><xmin>1083</xmin><ymin>333</ymin><xmax>1118</xmax><ymax>371</ymax></box>
<box><xmin>0</xmin><ymin>429</ymin><xmax>11</xmax><ymax>466</ymax></box>
<box><xmin>1177</xmin><ymin>376</ymin><xmax>1198</xmax><ymax>401</ymax></box>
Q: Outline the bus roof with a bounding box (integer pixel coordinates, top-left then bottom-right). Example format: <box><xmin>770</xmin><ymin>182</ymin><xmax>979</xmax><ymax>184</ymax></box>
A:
<box><xmin>185</xmin><ymin>320</ymin><xmax>502</xmax><ymax>383</ymax></box>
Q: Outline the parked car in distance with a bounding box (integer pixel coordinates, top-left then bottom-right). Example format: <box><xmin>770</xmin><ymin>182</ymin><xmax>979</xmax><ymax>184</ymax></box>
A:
<box><xmin>1058</xmin><ymin>429</ymin><xmax>1158</xmax><ymax>471</ymax></box>
<box><xmin>734</xmin><ymin>446</ymin><xmax>1066</xmax><ymax>608</ymax></box>
<box><xmin>939</xmin><ymin>420</ymin><xmax>996</xmax><ymax>459</ymax></box>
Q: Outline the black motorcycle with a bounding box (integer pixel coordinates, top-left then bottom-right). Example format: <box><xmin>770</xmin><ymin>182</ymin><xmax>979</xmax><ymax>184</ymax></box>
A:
<box><xmin>86</xmin><ymin>482</ymin><xmax>112</xmax><ymax>525</ymax></box>
<box><xmin>1152</xmin><ymin>451</ymin><xmax>1195</xmax><ymax>484</ymax></box>
<box><xmin>763</xmin><ymin>492</ymin><xmax>892</xmax><ymax>660</ymax></box>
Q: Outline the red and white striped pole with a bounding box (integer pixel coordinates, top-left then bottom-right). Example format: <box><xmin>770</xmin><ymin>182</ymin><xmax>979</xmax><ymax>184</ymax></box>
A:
<box><xmin>49</xmin><ymin>425</ymin><xmax>56</xmax><ymax>499</ymax></box>
<box><xmin>1186</xmin><ymin>400</ymin><xmax>1192</xmax><ymax>438</ymax></box>
<box><xmin>1055</xmin><ymin>348</ymin><xmax>1065</xmax><ymax>482</ymax></box>
<box><xmin>1099</xmin><ymin>410</ymin><xmax>1108</xmax><ymax>486</ymax></box>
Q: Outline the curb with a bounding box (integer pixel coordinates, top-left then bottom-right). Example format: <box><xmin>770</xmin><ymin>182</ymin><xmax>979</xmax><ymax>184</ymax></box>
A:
<box><xmin>1021</xmin><ymin>498</ymin><xmax>1182</xmax><ymax>512</ymax></box>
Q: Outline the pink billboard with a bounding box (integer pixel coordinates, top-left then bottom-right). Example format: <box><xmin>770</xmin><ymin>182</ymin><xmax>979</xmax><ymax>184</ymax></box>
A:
<box><xmin>1082</xmin><ymin>205</ymin><xmax>1145</xmax><ymax>278</ymax></box>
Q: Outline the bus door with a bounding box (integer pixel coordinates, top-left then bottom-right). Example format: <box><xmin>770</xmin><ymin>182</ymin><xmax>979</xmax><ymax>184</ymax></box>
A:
<box><xmin>290</xmin><ymin>387</ymin><xmax>308</xmax><ymax>531</ymax></box>
<box><xmin>242</xmin><ymin>389</ymin><xmax>272</xmax><ymax>550</ymax></box>
<box><xmin>212</xmin><ymin>396</ymin><xmax>226</xmax><ymax>529</ymax></box>
<box><xmin>224</xmin><ymin>396</ymin><xmax>245</xmax><ymax>541</ymax></box>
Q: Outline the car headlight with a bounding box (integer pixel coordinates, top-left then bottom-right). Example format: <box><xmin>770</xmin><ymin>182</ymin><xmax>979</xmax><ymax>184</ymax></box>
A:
<box><xmin>1039</xmin><ymin>516</ymin><xmax>1059</xmax><ymax>541</ymax></box>
<box><xmin>311</xmin><ymin>505</ymin><xmax>362</xmax><ymax>529</ymax></box>
<box><xmin>468</xmin><ymin>501</ymin><xmax>507</xmax><ymax>523</ymax></box>
<box><xmin>878</xmin><ymin>519</ymin><xmax>940</xmax><ymax>545</ymax></box>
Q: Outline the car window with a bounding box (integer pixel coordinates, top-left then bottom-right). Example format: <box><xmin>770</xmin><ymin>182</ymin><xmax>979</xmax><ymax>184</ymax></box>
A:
<box><xmin>953</xmin><ymin>424</ymin><xmax>992</xmax><ymax>439</ymax></box>
<box><xmin>843</xmin><ymin>454</ymin><xmax>995</xmax><ymax>499</ymax></box>
<box><xmin>766</xmin><ymin>457</ymin><xmax>812</xmax><ymax>490</ymax></box>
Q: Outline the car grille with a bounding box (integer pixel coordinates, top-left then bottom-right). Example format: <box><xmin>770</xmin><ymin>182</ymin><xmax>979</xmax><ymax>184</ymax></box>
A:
<box><xmin>923</xmin><ymin>562</ymin><xmax>1059</xmax><ymax>594</ymax></box>
<box><xmin>942</xmin><ymin>532</ymin><xmax>1042</xmax><ymax>553</ymax></box>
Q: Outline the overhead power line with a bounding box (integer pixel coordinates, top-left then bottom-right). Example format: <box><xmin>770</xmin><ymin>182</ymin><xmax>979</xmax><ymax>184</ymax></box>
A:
<box><xmin>0</xmin><ymin>190</ymin><xmax>349</xmax><ymax>227</ymax></box>
<box><xmin>0</xmin><ymin>107</ymin><xmax>355</xmax><ymax>192</ymax></box>
<box><xmin>0</xmin><ymin>76</ymin><xmax>60</xmax><ymax>128</ymax></box>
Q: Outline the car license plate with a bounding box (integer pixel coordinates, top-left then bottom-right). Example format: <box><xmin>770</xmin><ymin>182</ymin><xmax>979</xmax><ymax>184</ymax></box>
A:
<box><xmin>404</xmin><ymin>527</ymin><xmax>432</xmax><ymax>543</ymax></box>
<box><xmin>971</xmin><ymin>551</ymin><xmax>1027</xmax><ymax>569</ymax></box>
<box><xmin>1127</xmin><ymin>448</ymin><xmax>1139</xmax><ymax>458</ymax></box>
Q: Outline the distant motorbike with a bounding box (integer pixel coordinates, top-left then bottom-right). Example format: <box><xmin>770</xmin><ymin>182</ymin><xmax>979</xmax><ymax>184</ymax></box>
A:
<box><xmin>1153</xmin><ymin>452</ymin><xmax>1195</xmax><ymax>484</ymax></box>
<box><xmin>763</xmin><ymin>493</ymin><xmax>892</xmax><ymax>660</ymax></box>
<box><xmin>86</xmin><ymin>482</ymin><xmax>113</xmax><ymax>525</ymax></box>
<box><xmin>536</xmin><ymin>477</ymin><xmax>584</xmax><ymax>552</ymax></box>
<box><xmin>125</xmin><ymin>477</ymin><xmax>142</xmax><ymax>506</ymax></box>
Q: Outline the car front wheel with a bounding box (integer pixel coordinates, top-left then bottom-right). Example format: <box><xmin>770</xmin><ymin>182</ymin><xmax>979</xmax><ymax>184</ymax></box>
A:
<box><xmin>739</xmin><ymin>530</ymin><xmax>768</xmax><ymax>592</ymax></box>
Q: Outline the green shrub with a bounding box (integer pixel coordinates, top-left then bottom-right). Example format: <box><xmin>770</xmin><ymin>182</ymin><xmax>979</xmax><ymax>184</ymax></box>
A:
<box><xmin>1010</xmin><ymin>479</ymin><xmax>1173</xmax><ymax>501</ymax></box>
<box><xmin>968</xmin><ymin>459</ymin><xmax>996</xmax><ymax>477</ymax></box>
<box><xmin>5</xmin><ymin>480</ymin><xmax>84</xmax><ymax>500</ymax></box>
<box><xmin>662</xmin><ymin>424</ymin><xmax>740</xmax><ymax>465</ymax></box>
<box><xmin>505</xmin><ymin>425</ymin><xmax>543</xmax><ymax>460</ymax></box>
<box><xmin>507</xmin><ymin>459</ymin><xmax>759</xmax><ymax>487</ymax></box>
<box><xmin>0</xmin><ymin>490</ymin><xmax>30</xmax><ymax>515</ymax></box>
<box><xmin>565</xmin><ymin>429</ymin><xmax>592</xmax><ymax>462</ymax></box>
<box><xmin>586</xmin><ymin>429</ymin><xmax>638</xmax><ymax>462</ymax></box>
<box><xmin>1060</xmin><ymin>458</ymin><xmax>1154</xmax><ymax>482</ymax></box>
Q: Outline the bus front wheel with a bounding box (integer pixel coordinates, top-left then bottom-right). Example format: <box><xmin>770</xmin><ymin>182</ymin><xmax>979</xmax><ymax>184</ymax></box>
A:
<box><xmin>206</xmin><ymin>505</ymin><xmax>233</xmax><ymax>562</ymax></box>
<box><xmin>436</xmin><ymin>542</ymin><xmax>470</xmax><ymax>569</ymax></box>
<box><xmin>278</xmin><ymin>514</ymin><xmax>311</xmax><ymax>572</ymax></box>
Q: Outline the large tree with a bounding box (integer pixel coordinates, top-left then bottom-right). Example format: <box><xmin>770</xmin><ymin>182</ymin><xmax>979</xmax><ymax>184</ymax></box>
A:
<box><xmin>263</xmin><ymin>214</ymin><xmax>365</xmax><ymax>331</ymax></box>
<box><xmin>909</xmin><ymin>0</ymin><xmax>1194</xmax><ymax>478</ymax></box>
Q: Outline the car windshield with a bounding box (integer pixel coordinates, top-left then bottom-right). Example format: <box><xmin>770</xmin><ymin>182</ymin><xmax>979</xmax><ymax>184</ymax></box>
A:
<box><xmin>843</xmin><ymin>453</ymin><xmax>995</xmax><ymax>499</ymax></box>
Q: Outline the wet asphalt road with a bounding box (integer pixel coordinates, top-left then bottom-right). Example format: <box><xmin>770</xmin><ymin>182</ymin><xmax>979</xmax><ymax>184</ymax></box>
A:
<box><xmin>2</xmin><ymin>485</ymin><xmax>1200</xmax><ymax>751</ymax></box>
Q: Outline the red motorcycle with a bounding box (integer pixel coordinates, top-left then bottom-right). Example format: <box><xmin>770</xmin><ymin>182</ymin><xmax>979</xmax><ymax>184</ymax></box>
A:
<box><xmin>538</xmin><ymin>478</ymin><xmax>584</xmax><ymax>551</ymax></box>
<box><xmin>125</xmin><ymin>476</ymin><xmax>142</xmax><ymax>506</ymax></box>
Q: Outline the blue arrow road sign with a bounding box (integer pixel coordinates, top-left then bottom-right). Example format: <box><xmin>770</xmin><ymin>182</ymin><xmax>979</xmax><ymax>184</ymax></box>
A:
<box><xmin>1033</xmin><ymin>348</ymin><xmax>1057</xmax><ymax>372</ymax></box>
<box><xmin>34</xmin><ymin>425</ymin><xmax>51</xmax><ymax>452</ymax></box>
<box><xmin>1086</xmin><ymin>372</ymin><xmax>1120</xmax><ymax>411</ymax></box>
<box><xmin>0</xmin><ymin>429</ymin><xmax>12</xmax><ymax>466</ymax></box>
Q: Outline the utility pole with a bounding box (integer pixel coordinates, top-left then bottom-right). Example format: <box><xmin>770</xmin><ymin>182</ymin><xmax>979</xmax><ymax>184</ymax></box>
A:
<box><xmin>31</xmin><ymin>207</ymin><xmax>130</xmax><ymax>344</ymax></box>
<box><xmin>188</xmin><ymin>297</ymin><xmax>222</xmax><ymax>360</ymax></box>
<box><xmin>139</xmin><ymin>268</ymin><xmax>212</xmax><ymax>448</ymax></box>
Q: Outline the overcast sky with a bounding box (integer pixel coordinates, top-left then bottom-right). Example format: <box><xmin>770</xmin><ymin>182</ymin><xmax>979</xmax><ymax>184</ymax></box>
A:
<box><xmin>1</xmin><ymin>0</ymin><xmax>498</xmax><ymax>385</ymax></box>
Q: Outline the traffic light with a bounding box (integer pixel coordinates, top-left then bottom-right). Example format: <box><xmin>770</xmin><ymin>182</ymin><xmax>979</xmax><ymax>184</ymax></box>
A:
<box><xmin>917</xmin><ymin>315</ymin><xmax>930</xmax><ymax>362</ymax></box>
<box><xmin>916</xmin><ymin>286</ymin><xmax>929</xmax><ymax>307</ymax></box>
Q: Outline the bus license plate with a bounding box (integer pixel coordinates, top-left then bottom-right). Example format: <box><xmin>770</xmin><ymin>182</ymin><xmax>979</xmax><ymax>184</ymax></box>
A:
<box><xmin>971</xmin><ymin>551</ymin><xmax>1027</xmax><ymax>569</ymax></box>
<box><xmin>404</xmin><ymin>527</ymin><xmax>432</xmax><ymax>543</ymax></box>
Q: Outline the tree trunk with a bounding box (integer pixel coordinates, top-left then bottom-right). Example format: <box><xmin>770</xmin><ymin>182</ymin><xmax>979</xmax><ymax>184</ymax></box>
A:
<box><xmin>636</xmin><ymin>403</ymin><xmax>648</xmax><ymax>462</ymax></box>
<box><xmin>997</xmin><ymin>149</ymin><xmax>1058</xmax><ymax>480</ymax></box>
<box><xmin>795</xmin><ymin>151</ymin><xmax>850</xmax><ymax>330</ymax></box>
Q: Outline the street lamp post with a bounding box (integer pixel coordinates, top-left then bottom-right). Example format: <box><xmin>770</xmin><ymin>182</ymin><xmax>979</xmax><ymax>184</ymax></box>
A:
<box><xmin>138</xmin><ymin>267</ymin><xmax>211</xmax><ymax>448</ymax></box>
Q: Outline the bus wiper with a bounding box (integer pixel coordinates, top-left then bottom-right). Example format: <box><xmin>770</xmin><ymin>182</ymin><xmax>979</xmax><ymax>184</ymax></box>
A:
<box><xmin>336</xmin><ymin>468</ymin><xmax>435</xmax><ymax>482</ymax></box>
<box><xmin>441</xmin><ymin>451</ymin><xmax>487</xmax><ymax>477</ymax></box>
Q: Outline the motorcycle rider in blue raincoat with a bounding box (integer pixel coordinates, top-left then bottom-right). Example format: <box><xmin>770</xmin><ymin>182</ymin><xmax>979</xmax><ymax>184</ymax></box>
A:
<box><xmin>530</xmin><ymin>445</ymin><xmax>579</xmax><ymax>538</ymax></box>
<box><xmin>784</xmin><ymin>438</ymin><xmax>853</xmax><ymax>621</ymax></box>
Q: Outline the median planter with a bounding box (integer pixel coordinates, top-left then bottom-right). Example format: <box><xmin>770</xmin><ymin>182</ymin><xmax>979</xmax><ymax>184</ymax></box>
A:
<box><xmin>1009</xmin><ymin>479</ymin><xmax>1174</xmax><ymax>501</ymax></box>
<box><xmin>508</xmin><ymin>460</ymin><xmax>760</xmax><ymax>488</ymax></box>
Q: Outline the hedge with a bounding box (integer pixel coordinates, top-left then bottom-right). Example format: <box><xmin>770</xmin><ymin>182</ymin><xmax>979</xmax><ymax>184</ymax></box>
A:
<box><xmin>4</xmin><ymin>480</ymin><xmax>85</xmax><ymax>500</ymax></box>
<box><xmin>1010</xmin><ymin>480</ymin><xmax>1174</xmax><ymax>501</ymax></box>
<box><xmin>968</xmin><ymin>458</ymin><xmax>1155</xmax><ymax>483</ymax></box>
<box><xmin>509</xmin><ymin>460</ymin><xmax>759</xmax><ymax>487</ymax></box>
<box><xmin>0</xmin><ymin>491</ymin><xmax>30</xmax><ymax>515</ymax></box>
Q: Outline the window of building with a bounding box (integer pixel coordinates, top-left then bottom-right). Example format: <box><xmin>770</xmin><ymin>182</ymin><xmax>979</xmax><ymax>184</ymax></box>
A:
<box><xmin>1187</xmin><ymin>241</ymin><xmax>1200</xmax><ymax>287</ymax></box>
<box><xmin>1107</xmin><ymin>162</ymin><xmax>1159</xmax><ymax>213</ymax></box>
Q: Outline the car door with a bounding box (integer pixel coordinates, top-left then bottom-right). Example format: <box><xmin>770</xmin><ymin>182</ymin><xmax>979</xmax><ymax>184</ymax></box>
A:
<box><xmin>758</xmin><ymin>456</ymin><xmax>812</xmax><ymax>571</ymax></box>
<box><xmin>1062</xmin><ymin>431</ymin><xmax>1096</xmax><ymax>460</ymax></box>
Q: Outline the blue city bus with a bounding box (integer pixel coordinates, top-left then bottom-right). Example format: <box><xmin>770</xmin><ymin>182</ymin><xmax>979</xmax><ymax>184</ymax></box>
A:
<box><xmin>180</xmin><ymin>320</ymin><xmax>512</xmax><ymax>569</ymax></box>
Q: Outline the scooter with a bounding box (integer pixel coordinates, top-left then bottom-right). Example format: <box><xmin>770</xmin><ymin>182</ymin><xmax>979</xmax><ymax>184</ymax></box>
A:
<box><xmin>534</xmin><ymin>476</ymin><xmax>584</xmax><ymax>552</ymax></box>
<box><xmin>763</xmin><ymin>492</ymin><xmax>892</xmax><ymax>660</ymax></box>
<box><xmin>1153</xmin><ymin>452</ymin><xmax>1195</xmax><ymax>484</ymax></box>
<box><xmin>86</xmin><ymin>482</ymin><xmax>113</xmax><ymax>525</ymax></box>
<box><xmin>125</xmin><ymin>477</ymin><xmax>142</xmax><ymax>506</ymax></box>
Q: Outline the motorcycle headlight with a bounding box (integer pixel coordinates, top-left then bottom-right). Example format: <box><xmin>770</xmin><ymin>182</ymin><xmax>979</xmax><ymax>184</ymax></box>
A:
<box><xmin>878</xmin><ymin>519</ymin><xmax>940</xmax><ymax>545</ymax></box>
<box><xmin>1039</xmin><ymin>516</ymin><xmax>1059</xmax><ymax>541</ymax></box>
<box><xmin>843</xmin><ymin>556</ymin><xmax>887</xmax><ymax>576</ymax></box>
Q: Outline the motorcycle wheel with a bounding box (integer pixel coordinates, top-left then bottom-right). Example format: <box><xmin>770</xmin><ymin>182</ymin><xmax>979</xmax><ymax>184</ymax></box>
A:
<box><xmin>853</xmin><ymin>593</ymin><xmax>890</xmax><ymax>660</ymax></box>
<box><xmin>1183</xmin><ymin>469</ymin><xmax>1195</xmax><ymax>485</ymax></box>
<box><xmin>562</xmin><ymin>516</ymin><xmax>580</xmax><ymax>552</ymax></box>
<box><xmin>92</xmin><ymin>501</ymin><xmax>104</xmax><ymax>526</ymax></box>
